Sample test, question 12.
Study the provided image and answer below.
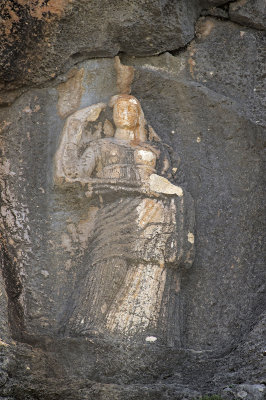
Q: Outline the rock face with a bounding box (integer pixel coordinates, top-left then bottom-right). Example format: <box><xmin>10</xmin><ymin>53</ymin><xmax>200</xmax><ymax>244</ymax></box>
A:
<box><xmin>0</xmin><ymin>1</ymin><xmax>265</xmax><ymax>399</ymax></box>
<box><xmin>229</xmin><ymin>0</ymin><xmax>266</xmax><ymax>30</ymax></box>
<box><xmin>0</xmin><ymin>0</ymin><xmax>200</xmax><ymax>91</ymax></box>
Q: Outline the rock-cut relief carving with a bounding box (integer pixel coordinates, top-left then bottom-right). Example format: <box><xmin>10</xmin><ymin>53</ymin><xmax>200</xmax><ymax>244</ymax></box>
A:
<box><xmin>54</xmin><ymin>94</ymin><xmax>195</xmax><ymax>345</ymax></box>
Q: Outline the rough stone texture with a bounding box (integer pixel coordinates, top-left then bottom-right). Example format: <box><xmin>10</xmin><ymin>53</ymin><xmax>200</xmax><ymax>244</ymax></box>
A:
<box><xmin>229</xmin><ymin>0</ymin><xmax>266</xmax><ymax>31</ymax></box>
<box><xmin>193</xmin><ymin>17</ymin><xmax>265</xmax><ymax>124</ymax></box>
<box><xmin>124</xmin><ymin>50</ymin><xmax>265</xmax><ymax>354</ymax></box>
<box><xmin>3</xmin><ymin>1</ymin><xmax>262</xmax><ymax>96</ymax></box>
<box><xmin>0</xmin><ymin>0</ymin><xmax>200</xmax><ymax>92</ymax></box>
<box><xmin>200</xmin><ymin>0</ymin><xmax>230</xmax><ymax>7</ymax></box>
<box><xmin>201</xmin><ymin>6</ymin><xmax>229</xmax><ymax>19</ymax></box>
<box><xmin>0</xmin><ymin>1</ymin><xmax>265</xmax><ymax>399</ymax></box>
<box><xmin>0</xmin><ymin>273</ymin><xmax>9</xmax><ymax>342</ymax></box>
<box><xmin>0</xmin><ymin>273</ymin><xmax>10</xmax><ymax>396</ymax></box>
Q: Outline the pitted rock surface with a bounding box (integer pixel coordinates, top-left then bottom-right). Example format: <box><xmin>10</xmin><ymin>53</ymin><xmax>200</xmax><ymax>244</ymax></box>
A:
<box><xmin>0</xmin><ymin>1</ymin><xmax>265</xmax><ymax>399</ymax></box>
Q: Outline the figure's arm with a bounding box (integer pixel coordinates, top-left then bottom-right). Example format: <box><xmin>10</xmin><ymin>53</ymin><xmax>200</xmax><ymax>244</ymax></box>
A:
<box><xmin>78</xmin><ymin>146</ymin><xmax>97</xmax><ymax>180</ymax></box>
<box><xmin>54</xmin><ymin>103</ymin><xmax>106</xmax><ymax>185</ymax></box>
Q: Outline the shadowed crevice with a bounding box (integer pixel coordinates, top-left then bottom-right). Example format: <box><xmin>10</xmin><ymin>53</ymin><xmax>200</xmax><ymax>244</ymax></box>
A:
<box><xmin>0</xmin><ymin>243</ymin><xmax>25</xmax><ymax>340</ymax></box>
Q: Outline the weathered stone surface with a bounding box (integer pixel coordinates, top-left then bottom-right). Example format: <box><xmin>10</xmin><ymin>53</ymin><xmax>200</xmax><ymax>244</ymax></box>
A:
<box><xmin>125</xmin><ymin>53</ymin><xmax>265</xmax><ymax>354</ymax></box>
<box><xmin>200</xmin><ymin>0</ymin><xmax>230</xmax><ymax>6</ymax></box>
<box><xmin>2</xmin><ymin>1</ymin><xmax>264</xmax><ymax>97</ymax></box>
<box><xmin>201</xmin><ymin>6</ymin><xmax>229</xmax><ymax>19</ymax></box>
<box><xmin>0</xmin><ymin>0</ymin><xmax>200</xmax><ymax>91</ymax></box>
<box><xmin>209</xmin><ymin>312</ymin><xmax>266</xmax><ymax>398</ymax></box>
<box><xmin>229</xmin><ymin>0</ymin><xmax>266</xmax><ymax>30</ymax></box>
<box><xmin>0</xmin><ymin>273</ymin><xmax>11</xmax><ymax>398</ymax></box>
<box><xmin>192</xmin><ymin>17</ymin><xmax>265</xmax><ymax>124</ymax></box>
<box><xmin>0</xmin><ymin>1</ymin><xmax>265</xmax><ymax>399</ymax></box>
<box><xmin>0</xmin><ymin>273</ymin><xmax>9</xmax><ymax>342</ymax></box>
<box><xmin>0</xmin><ymin>59</ymin><xmax>118</xmax><ymax>340</ymax></box>
<box><xmin>1</xmin><ymin>48</ymin><xmax>265</xmax><ymax>397</ymax></box>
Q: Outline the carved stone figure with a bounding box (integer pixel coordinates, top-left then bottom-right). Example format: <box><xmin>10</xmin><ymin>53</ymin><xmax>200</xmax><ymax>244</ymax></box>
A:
<box><xmin>55</xmin><ymin>94</ymin><xmax>195</xmax><ymax>345</ymax></box>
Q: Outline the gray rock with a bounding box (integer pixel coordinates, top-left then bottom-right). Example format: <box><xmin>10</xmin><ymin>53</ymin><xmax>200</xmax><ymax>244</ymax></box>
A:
<box><xmin>0</xmin><ymin>371</ymin><xmax>8</xmax><ymax>388</ymax></box>
<box><xmin>0</xmin><ymin>0</ymin><xmax>200</xmax><ymax>91</ymax></box>
<box><xmin>1</xmin><ymin>47</ymin><xmax>265</xmax><ymax>397</ymax></box>
<box><xmin>125</xmin><ymin>53</ymin><xmax>265</xmax><ymax>354</ymax></box>
<box><xmin>0</xmin><ymin>272</ymin><xmax>9</xmax><ymax>341</ymax></box>
<box><xmin>201</xmin><ymin>6</ymin><xmax>229</xmax><ymax>19</ymax></box>
<box><xmin>0</xmin><ymin>275</ymin><xmax>10</xmax><ymax>393</ymax></box>
<box><xmin>237</xmin><ymin>390</ymin><xmax>248</xmax><ymax>399</ymax></box>
<box><xmin>191</xmin><ymin>17</ymin><xmax>265</xmax><ymax>125</ymax></box>
<box><xmin>238</xmin><ymin>384</ymin><xmax>266</xmax><ymax>400</ymax></box>
<box><xmin>223</xmin><ymin>383</ymin><xmax>266</xmax><ymax>400</ymax></box>
<box><xmin>0</xmin><ymin>1</ymin><xmax>265</xmax><ymax>399</ymax></box>
<box><xmin>200</xmin><ymin>0</ymin><xmax>230</xmax><ymax>7</ymax></box>
<box><xmin>229</xmin><ymin>0</ymin><xmax>266</xmax><ymax>30</ymax></box>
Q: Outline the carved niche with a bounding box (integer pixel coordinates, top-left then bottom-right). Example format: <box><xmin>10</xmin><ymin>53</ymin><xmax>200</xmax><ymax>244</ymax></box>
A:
<box><xmin>54</xmin><ymin>92</ymin><xmax>195</xmax><ymax>346</ymax></box>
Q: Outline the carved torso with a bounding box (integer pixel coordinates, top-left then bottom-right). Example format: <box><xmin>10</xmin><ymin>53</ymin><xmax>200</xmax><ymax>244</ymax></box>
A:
<box><xmin>91</xmin><ymin>138</ymin><xmax>157</xmax><ymax>182</ymax></box>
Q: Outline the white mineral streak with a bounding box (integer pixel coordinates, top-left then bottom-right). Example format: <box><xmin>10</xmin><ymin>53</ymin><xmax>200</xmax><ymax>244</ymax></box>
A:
<box><xmin>143</xmin><ymin>64</ymin><xmax>169</xmax><ymax>73</ymax></box>
<box><xmin>145</xmin><ymin>336</ymin><xmax>157</xmax><ymax>342</ymax></box>
<box><xmin>149</xmin><ymin>173</ymin><xmax>183</xmax><ymax>196</ymax></box>
<box><xmin>188</xmin><ymin>232</ymin><xmax>194</xmax><ymax>244</ymax></box>
<box><xmin>143</xmin><ymin>56</ymin><xmax>186</xmax><ymax>74</ymax></box>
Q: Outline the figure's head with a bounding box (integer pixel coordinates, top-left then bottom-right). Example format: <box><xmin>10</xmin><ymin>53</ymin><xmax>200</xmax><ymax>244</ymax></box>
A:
<box><xmin>112</xmin><ymin>95</ymin><xmax>141</xmax><ymax>129</ymax></box>
<box><xmin>110</xmin><ymin>94</ymin><xmax>146</xmax><ymax>141</ymax></box>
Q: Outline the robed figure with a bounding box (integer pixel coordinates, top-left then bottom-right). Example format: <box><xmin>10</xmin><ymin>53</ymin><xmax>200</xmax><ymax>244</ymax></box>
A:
<box><xmin>54</xmin><ymin>94</ymin><xmax>194</xmax><ymax>346</ymax></box>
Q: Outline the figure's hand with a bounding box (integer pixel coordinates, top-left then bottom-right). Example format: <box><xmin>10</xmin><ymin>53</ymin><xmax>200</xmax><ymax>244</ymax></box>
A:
<box><xmin>55</xmin><ymin>103</ymin><xmax>105</xmax><ymax>186</ymax></box>
<box><xmin>148</xmin><ymin>174</ymin><xmax>183</xmax><ymax>197</ymax></box>
<box><xmin>66</xmin><ymin>103</ymin><xmax>106</xmax><ymax>126</ymax></box>
<box><xmin>65</xmin><ymin>103</ymin><xmax>106</xmax><ymax>145</ymax></box>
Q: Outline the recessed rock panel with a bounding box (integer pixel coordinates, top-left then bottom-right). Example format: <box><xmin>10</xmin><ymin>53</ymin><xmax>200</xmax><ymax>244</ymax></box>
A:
<box><xmin>0</xmin><ymin>2</ymin><xmax>265</xmax><ymax>398</ymax></box>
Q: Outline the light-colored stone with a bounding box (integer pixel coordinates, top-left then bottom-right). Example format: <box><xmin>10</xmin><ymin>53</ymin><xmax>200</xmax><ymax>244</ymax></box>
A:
<box><xmin>145</xmin><ymin>336</ymin><xmax>157</xmax><ymax>342</ymax></box>
<box><xmin>114</xmin><ymin>56</ymin><xmax>134</xmax><ymax>95</ymax></box>
<box><xmin>188</xmin><ymin>232</ymin><xmax>194</xmax><ymax>244</ymax></box>
<box><xmin>57</xmin><ymin>68</ymin><xmax>85</xmax><ymax>118</ymax></box>
<box><xmin>149</xmin><ymin>174</ymin><xmax>183</xmax><ymax>197</ymax></box>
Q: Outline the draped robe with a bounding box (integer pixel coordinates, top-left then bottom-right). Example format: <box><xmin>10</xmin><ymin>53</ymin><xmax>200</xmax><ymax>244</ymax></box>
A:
<box><xmin>66</xmin><ymin>138</ymin><xmax>194</xmax><ymax>344</ymax></box>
